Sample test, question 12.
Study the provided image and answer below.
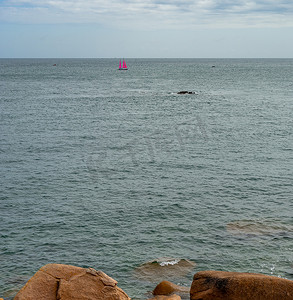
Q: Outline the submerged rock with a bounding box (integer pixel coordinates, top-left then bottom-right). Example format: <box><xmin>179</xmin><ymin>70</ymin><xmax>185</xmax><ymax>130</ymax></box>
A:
<box><xmin>14</xmin><ymin>263</ymin><xmax>130</xmax><ymax>300</ymax></box>
<box><xmin>134</xmin><ymin>258</ymin><xmax>196</xmax><ymax>282</ymax></box>
<box><xmin>226</xmin><ymin>220</ymin><xmax>293</xmax><ymax>236</ymax></box>
<box><xmin>190</xmin><ymin>270</ymin><xmax>293</xmax><ymax>300</ymax></box>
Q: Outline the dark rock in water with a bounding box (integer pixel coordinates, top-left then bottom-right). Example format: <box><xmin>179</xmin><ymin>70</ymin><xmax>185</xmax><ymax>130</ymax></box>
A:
<box><xmin>190</xmin><ymin>270</ymin><xmax>293</xmax><ymax>300</ymax></box>
<box><xmin>134</xmin><ymin>258</ymin><xmax>196</xmax><ymax>282</ymax></box>
<box><xmin>177</xmin><ymin>91</ymin><xmax>195</xmax><ymax>95</ymax></box>
<box><xmin>14</xmin><ymin>264</ymin><xmax>130</xmax><ymax>300</ymax></box>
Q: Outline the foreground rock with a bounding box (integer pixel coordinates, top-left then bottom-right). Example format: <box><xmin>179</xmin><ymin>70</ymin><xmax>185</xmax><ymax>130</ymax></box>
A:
<box><xmin>14</xmin><ymin>263</ymin><xmax>130</xmax><ymax>300</ymax></box>
<box><xmin>190</xmin><ymin>270</ymin><xmax>293</xmax><ymax>300</ymax></box>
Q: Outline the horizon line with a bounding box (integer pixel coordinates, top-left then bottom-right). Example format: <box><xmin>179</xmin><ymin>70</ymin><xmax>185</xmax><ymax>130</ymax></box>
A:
<box><xmin>1</xmin><ymin>57</ymin><xmax>293</xmax><ymax>59</ymax></box>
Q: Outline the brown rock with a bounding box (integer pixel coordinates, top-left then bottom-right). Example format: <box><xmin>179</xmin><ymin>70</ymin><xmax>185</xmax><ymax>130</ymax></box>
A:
<box><xmin>148</xmin><ymin>295</ymin><xmax>181</xmax><ymax>300</ymax></box>
<box><xmin>14</xmin><ymin>269</ymin><xmax>58</xmax><ymax>300</ymax></box>
<box><xmin>14</xmin><ymin>263</ymin><xmax>130</xmax><ymax>300</ymax></box>
<box><xmin>190</xmin><ymin>270</ymin><xmax>293</xmax><ymax>300</ymax></box>
<box><xmin>153</xmin><ymin>280</ymin><xmax>189</xmax><ymax>295</ymax></box>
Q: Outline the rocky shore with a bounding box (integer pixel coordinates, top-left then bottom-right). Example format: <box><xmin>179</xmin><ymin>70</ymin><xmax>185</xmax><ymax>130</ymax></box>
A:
<box><xmin>11</xmin><ymin>263</ymin><xmax>293</xmax><ymax>300</ymax></box>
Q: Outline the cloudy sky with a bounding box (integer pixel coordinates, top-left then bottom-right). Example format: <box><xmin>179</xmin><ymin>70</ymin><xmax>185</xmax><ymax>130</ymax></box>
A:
<box><xmin>0</xmin><ymin>0</ymin><xmax>293</xmax><ymax>57</ymax></box>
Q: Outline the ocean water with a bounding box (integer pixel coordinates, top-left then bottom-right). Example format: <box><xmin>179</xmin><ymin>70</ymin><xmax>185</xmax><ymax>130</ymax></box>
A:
<box><xmin>0</xmin><ymin>58</ymin><xmax>292</xmax><ymax>299</ymax></box>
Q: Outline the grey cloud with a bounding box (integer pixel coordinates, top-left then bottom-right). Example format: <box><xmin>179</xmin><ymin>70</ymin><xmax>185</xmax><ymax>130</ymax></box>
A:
<box><xmin>211</xmin><ymin>0</ymin><xmax>293</xmax><ymax>14</ymax></box>
<box><xmin>1</xmin><ymin>0</ymin><xmax>293</xmax><ymax>27</ymax></box>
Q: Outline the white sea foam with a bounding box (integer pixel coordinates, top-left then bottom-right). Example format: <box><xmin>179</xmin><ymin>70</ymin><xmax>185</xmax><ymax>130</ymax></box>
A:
<box><xmin>159</xmin><ymin>259</ymin><xmax>180</xmax><ymax>267</ymax></box>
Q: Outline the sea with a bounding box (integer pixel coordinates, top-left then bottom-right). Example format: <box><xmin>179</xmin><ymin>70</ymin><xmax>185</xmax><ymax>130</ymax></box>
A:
<box><xmin>0</xmin><ymin>58</ymin><xmax>292</xmax><ymax>299</ymax></box>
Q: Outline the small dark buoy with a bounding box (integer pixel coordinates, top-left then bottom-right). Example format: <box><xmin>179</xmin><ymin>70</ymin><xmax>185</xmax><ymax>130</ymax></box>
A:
<box><xmin>53</xmin><ymin>64</ymin><xmax>57</xmax><ymax>66</ymax></box>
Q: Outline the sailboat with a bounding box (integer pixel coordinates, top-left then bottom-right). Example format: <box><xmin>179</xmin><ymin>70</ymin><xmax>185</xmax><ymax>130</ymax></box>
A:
<box><xmin>118</xmin><ymin>59</ymin><xmax>128</xmax><ymax>70</ymax></box>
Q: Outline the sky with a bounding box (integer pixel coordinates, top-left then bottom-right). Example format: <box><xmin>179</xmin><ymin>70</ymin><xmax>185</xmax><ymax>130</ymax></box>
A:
<box><xmin>0</xmin><ymin>0</ymin><xmax>293</xmax><ymax>58</ymax></box>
